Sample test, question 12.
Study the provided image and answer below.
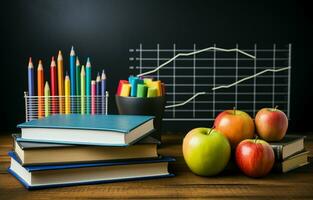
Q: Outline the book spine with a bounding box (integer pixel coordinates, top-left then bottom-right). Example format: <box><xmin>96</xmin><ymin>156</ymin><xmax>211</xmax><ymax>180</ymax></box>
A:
<box><xmin>271</xmin><ymin>145</ymin><xmax>283</xmax><ymax>161</ymax></box>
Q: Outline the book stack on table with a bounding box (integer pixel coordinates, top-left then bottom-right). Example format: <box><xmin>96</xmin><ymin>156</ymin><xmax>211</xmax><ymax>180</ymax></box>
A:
<box><xmin>270</xmin><ymin>135</ymin><xmax>309</xmax><ymax>173</ymax></box>
<box><xmin>8</xmin><ymin>114</ymin><xmax>175</xmax><ymax>190</ymax></box>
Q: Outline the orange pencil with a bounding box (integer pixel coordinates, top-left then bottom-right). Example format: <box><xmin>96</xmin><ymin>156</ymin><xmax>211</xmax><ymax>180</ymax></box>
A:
<box><xmin>57</xmin><ymin>51</ymin><xmax>64</xmax><ymax>114</ymax></box>
<box><xmin>37</xmin><ymin>60</ymin><xmax>44</xmax><ymax>119</ymax></box>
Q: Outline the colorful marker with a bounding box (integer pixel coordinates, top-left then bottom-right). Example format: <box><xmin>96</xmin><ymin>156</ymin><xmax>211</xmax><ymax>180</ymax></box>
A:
<box><xmin>65</xmin><ymin>73</ymin><xmax>71</xmax><ymax>114</ymax></box>
<box><xmin>120</xmin><ymin>83</ymin><xmax>131</xmax><ymax>97</ymax></box>
<box><xmin>147</xmin><ymin>87</ymin><xmax>157</xmax><ymax>97</ymax></box>
<box><xmin>37</xmin><ymin>60</ymin><xmax>44</xmax><ymax>118</ymax></box>
<box><xmin>117</xmin><ymin>80</ymin><xmax>128</xmax><ymax>95</ymax></box>
<box><xmin>50</xmin><ymin>56</ymin><xmax>58</xmax><ymax>114</ymax></box>
<box><xmin>57</xmin><ymin>51</ymin><xmax>64</xmax><ymax>114</ymax></box>
<box><xmin>70</xmin><ymin>46</ymin><xmax>76</xmax><ymax>113</ymax></box>
<box><xmin>80</xmin><ymin>65</ymin><xmax>86</xmax><ymax>114</ymax></box>
<box><xmin>27</xmin><ymin>57</ymin><xmax>35</xmax><ymax>120</ymax></box>
<box><xmin>44</xmin><ymin>82</ymin><xmax>50</xmax><ymax>117</ymax></box>
<box><xmin>86</xmin><ymin>58</ymin><xmax>91</xmax><ymax>114</ymax></box>
<box><xmin>101</xmin><ymin>70</ymin><xmax>106</xmax><ymax>114</ymax></box>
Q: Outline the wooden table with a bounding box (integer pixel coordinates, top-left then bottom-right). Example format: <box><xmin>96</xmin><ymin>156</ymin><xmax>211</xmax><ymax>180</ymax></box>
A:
<box><xmin>1</xmin><ymin>132</ymin><xmax>313</xmax><ymax>199</ymax></box>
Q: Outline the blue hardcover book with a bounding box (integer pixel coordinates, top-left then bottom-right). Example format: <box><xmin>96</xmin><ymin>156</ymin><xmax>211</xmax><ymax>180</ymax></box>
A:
<box><xmin>7</xmin><ymin>151</ymin><xmax>175</xmax><ymax>190</ymax></box>
<box><xmin>17</xmin><ymin>114</ymin><xmax>155</xmax><ymax>146</ymax></box>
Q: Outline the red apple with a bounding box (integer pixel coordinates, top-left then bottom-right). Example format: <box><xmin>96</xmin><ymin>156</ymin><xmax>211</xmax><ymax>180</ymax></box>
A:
<box><xmin>214</xmin><ymin>109</ymin><xmax>255</xmax><ymax>147</ymax></box>
<box><xmin>235</xmin><ymin>138</ymin><xmax>275</xmax><ymax>178</ymax></box>
<box><xmin>255</xmin><ymin>107</ymin><xmax>288</xmax><ymax>141</ymax></box>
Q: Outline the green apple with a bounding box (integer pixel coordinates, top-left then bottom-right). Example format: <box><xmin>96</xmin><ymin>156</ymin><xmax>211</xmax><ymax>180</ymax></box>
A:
<box><xmin>183</xmin><ymin>127</ymin><xmax>231</xmax><ymax>176</ymax></box>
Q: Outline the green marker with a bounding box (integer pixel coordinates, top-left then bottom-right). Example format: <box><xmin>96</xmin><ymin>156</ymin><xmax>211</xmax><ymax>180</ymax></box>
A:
<box><xmin>137</xmin><ymin>84</ymin><xmax>148</xmax><ymax>97</ymax></box>
<box><xmin>147</xmin><ymin>87</ymin><xmax>157</xmax><ymax>98</ymax></box>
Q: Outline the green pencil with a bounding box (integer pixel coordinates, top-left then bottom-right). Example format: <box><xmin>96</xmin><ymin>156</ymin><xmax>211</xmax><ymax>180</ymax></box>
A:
<box><xmin>44</xmin><ymin>82</ymin><xmax>50</xmax><ymax>117</ymax></box>
<box><xmin>86</xmin><ymin>58</ymin><xmax>91</xmax><ymax>114</ymax></box>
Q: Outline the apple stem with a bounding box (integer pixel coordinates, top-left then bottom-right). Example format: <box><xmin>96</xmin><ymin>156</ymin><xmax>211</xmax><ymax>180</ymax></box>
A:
<box><xmin>274</xmin><ymin>105</ymin><xmax>279</xmax><ymax>111</ymax></box>
<box><xmin>233</xmin><ymin>107</ymin><xmax>236</xmax><ymax>115</ymax></box>
<box><xmin>254</xmin><ymin>136</ymin><xmax>258</xmax><ymax>143</ymax></box>
<box><xmin>207</xmin><ymin>126</ymin><xmax>215</xmax><ymax>135</ymax></box>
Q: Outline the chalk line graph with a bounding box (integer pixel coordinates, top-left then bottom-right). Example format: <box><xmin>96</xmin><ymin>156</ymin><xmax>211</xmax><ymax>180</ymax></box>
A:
<box><xmin>165</xmin><ymin>66</ymin><xmax>290</xmax><ymax>109</ymax></box>
<box><xmin>136</xmin><ymin>46</ymin><xmax>256</xmax><ymax>77</ymax></box>
<box><xmin>129</xmin><ymin>44</ymin><xmax>292</xmax><ymax>121</ymax></box>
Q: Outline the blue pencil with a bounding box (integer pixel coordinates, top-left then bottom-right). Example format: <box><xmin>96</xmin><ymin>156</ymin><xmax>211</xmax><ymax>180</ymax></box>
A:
<box><xmin>86</xmin><ymin>57</ymin><xmax>91</xmax><ymax>114</ymax></box>
<box><xmin>101</xmin><ymin>70</ymin><xmax>106</xmax><ymax>114</ymax></box>
<box><xmin>27</xmin><ymin>57</ymin><xmax>35</xmax><ymax>120</ymax></box>
<box><xmin>70</xmin><ymin>46</ymin><xmax>76</xmax><ymax>113</ymax></box>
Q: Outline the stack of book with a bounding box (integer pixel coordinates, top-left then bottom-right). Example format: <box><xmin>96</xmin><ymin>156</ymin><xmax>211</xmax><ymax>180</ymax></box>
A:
<box><xmin>8</xmin><ymin>114</ymin><xmax>175</xmax><ymax>189</ymax></box>
<box><xmin>271</xmin><ymin>135</ymin><xmax>309</xmax><ymax>173</ymax></box>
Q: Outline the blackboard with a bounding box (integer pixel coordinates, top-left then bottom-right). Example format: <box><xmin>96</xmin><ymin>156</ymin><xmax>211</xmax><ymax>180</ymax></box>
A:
<box><xmin>1</xmin><ymin>0</ymin><xmax>312</xmax><ymax>132</ymax></box>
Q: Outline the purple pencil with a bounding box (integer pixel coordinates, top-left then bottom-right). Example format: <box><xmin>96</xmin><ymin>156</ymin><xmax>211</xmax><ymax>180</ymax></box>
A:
<box><xmin>96</xmin><ymin>73</ymin><xmax>101</xmax><ymax>114</ymax></box>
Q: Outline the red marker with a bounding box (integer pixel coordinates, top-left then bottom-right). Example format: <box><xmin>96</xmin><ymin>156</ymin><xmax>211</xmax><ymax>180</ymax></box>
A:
<box><xmin>116</xmin><ymin>80</ymin><xmax>128</xmax><ymax>96</ymax></box>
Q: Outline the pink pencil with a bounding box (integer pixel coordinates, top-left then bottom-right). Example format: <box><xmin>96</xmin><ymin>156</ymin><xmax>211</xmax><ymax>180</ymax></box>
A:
<box><xmin>91</xmin><ymin>80</ymin><xmax>96</xmax><ymax>115</ymax></box>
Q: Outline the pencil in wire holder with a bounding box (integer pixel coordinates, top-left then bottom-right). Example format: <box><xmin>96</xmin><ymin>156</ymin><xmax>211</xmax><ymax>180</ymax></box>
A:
<box><xmin>24</xmin><ymin>91</ymin><xmax>109</xmax><ymax>121</ymax></box>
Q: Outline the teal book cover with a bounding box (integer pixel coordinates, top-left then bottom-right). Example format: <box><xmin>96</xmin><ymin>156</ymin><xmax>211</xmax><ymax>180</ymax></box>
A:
<box><xmin>17</xmin><ymin>114</ymin><xmax>154</xmax><ymax>134</ymax></box>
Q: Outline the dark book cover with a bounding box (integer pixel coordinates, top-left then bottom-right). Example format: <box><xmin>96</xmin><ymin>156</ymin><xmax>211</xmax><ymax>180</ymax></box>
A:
<box><xmin>270</xmin><ymin>135</ymin><xmax>305</xmax><ymax>160</ymax></box>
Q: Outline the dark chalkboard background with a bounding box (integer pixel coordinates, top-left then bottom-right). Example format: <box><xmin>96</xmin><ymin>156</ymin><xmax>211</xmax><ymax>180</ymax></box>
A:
<box><xmin>1</xmin><ymin>0</ymin><xmax>312</xmax><ymax>133</ymax></box>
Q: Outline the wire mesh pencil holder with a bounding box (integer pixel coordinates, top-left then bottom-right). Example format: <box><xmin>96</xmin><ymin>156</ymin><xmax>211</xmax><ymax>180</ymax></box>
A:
<box><xmin>24</xmin><ymin>91</ymin><xmax>109</xmax><ymax>122</ymax></box>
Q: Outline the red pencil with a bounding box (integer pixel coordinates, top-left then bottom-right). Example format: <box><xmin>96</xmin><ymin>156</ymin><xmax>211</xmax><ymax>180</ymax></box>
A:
<box><xmin>50</xmin><ymin>57</ymin><xmax>58</xmax><ymax>114</ymax></box>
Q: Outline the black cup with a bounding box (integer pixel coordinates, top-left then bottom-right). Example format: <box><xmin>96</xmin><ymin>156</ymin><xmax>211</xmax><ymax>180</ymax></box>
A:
<box><xmin>115</xmin><ymin>95</ymin><xmax>166</xmax><ymax>142</ymax></box>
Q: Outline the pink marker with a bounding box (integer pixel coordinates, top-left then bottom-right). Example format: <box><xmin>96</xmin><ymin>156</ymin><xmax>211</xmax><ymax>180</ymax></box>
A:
<box><xmin>91</xmin><ymin>80</ymin><xmax>96</xmax><ymax>115</ymax></box>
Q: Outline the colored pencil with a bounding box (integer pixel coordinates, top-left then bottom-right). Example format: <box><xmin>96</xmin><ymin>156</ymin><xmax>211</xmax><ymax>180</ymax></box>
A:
<box><xmin>91</xmin><ymin>80</ymin><xmax>96</xmax><ymax>115</ymax></box>
<box><xmin>80</xmin><ymin>65</ymin><xmax>86</xmax><ymax>114</ymax></box>
<box><xmin>86</xmin><ymin>58</ymin><xmax>91</xmax><ymax>114</ymax></box>
<box><xmin>50</xmin><ymin>56</ymin><xmax>58</xmax><ymax>114</ymax></box>
<box><xmin>70</xmin><ymin>46</ymin><xmax>76</xmax><ymax>113</ymax></box>
<box><xmin>37</xmin><ymin>60</ymin><xmax>44</xmax><ymax>119</ymax></box>
<box><xmin>27</xmin><ymin>57</ymin><xmax>35</xmax><ymax>120</ymax></box>
<box><xmin>44</xmin><ymin>82</ymin><xmax>50</xmax><ymax>117</ymax></box>
<box><xmin>57</xmin><ymin>51</ymin><xmax>64</xmax><ymax>114</ymax></box>
<box><xmin>96</xmin><ymin>73</ymin><xmax>101</xmax><ymax>114</ymax></box>
<box><xmin>101</xmin><ymin>70</ymin><xmax>106</xmax><ymax>114</ymax></box>
<box><xmin>65</xmin><ymin>73</ymin><xmax>71</xmax><ymax>114</ymax></box>
<box><xmin>76</xmin><ymin>57</ymin><xmax>81</xmax><ymax>112</ymax></box>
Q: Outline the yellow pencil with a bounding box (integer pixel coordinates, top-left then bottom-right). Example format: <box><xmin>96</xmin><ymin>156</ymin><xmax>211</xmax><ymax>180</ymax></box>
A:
<box><xmin>65</xmin><ymin>73</ymin><xmax>71</xmax><ymax>114</ymax></box>
<box><xmin>57</xmin><ymin>51</ymin><xmax>64</xmax><ymax>114</ymax></box>
<box><xmin>44</xmin><ymin>82</ymin><xmax>50</xmax><ymax>117</ymax></box>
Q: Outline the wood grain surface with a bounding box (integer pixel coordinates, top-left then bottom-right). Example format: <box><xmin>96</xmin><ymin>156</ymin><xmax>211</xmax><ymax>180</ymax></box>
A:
<box><xmin>0</xmin><ymin>132</ymin><xmax>312</xmax><ymax>199</ymax></box>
